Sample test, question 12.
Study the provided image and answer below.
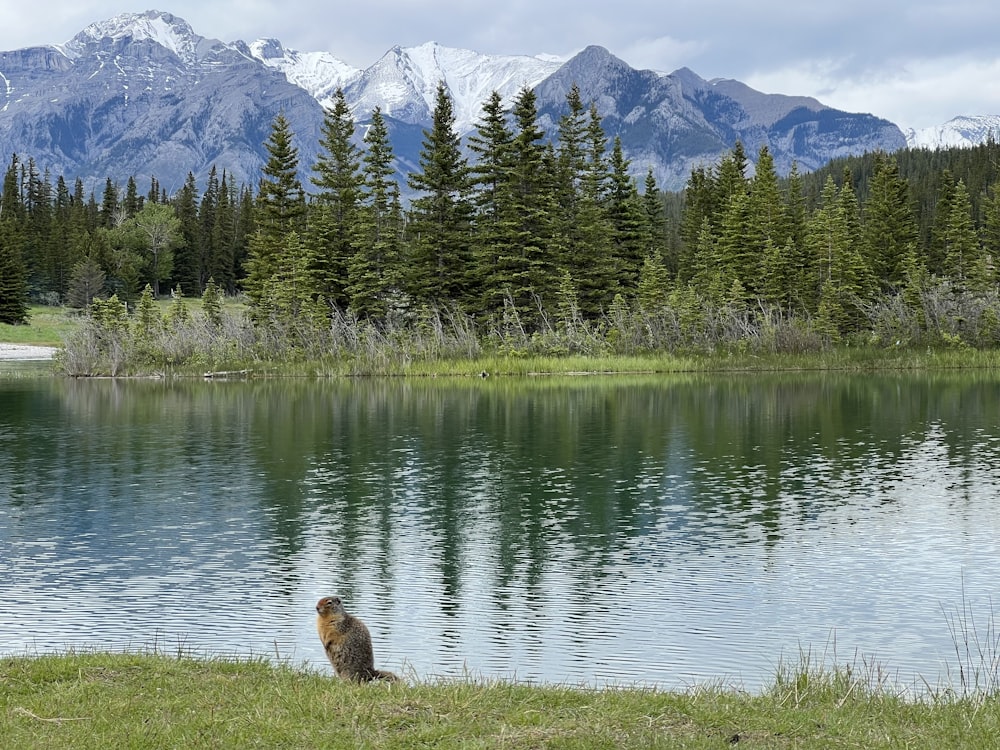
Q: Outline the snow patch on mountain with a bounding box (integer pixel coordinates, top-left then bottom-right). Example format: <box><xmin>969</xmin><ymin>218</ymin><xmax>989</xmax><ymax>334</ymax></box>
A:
<box><xmin>248</xmin><ymin>38</ymin><xmax>361</xmax><ymax>102</ymax></box>
<box><xmin>904</xmin><ymin>115</ymin><xmax>1000</xmax><ymax>149</ymax></box>
<box><xmin>349</xmin><ymin>42</ymin><xmax>562</xmax><ymax>130</ymax></box>
<box><xmin>59</xmin><ymin>10</ymin><xmax>217</xmax><ymax>63</ymax></box>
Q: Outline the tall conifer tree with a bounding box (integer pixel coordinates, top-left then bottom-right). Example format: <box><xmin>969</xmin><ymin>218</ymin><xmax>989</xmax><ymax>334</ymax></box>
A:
<box><xmin>942</xmin><ymin>179</ymin><xmax>990</xmax><ymax>291</ymax></box>
<box><xmin>467</xmin><ymin>90</ymin><xmax>513</xmax><ymax>315</ymax></box>
<box><xmin>492</xmin><ymin>86</ymin><xmax>556</xmax><ymax>325</ymax></box>
<box><xmin>863</xmin><ymin>154</ymin><xmax>918</xmax><ymax>289</ymax></box>
<box><xmin>406</xmin><ymin>82</ymin><xmax>474</xmax><ymax>307</ymax></box>
<box><xmin>349</xmin><ymin>108</ymin><xmax>403</xmax><ymax>318</ymax></box>
<box><xmin>0</xmin><ymin>155</ymin><xmax>28</xmax><ymax>323</ymax></box>
<box><xmin>172</xmin><ymin>172</ymin><xmax>201</xmax><ymax>295</ymax></box>
<box><xmin>309</xmin><ymin>89</ymin><xmax>363</xmax><ymax>310</ymax></box>
<box><xmin>244</xmin><ymin>113</ymin><xmax>306</xmax><ymax>310</ymax></box>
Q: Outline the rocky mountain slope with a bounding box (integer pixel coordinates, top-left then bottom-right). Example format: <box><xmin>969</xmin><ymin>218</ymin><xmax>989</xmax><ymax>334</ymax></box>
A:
<box><xmin>0</xmin><ymin>10</ymin><xmax>909</xmax><ymax>193</ymax></box>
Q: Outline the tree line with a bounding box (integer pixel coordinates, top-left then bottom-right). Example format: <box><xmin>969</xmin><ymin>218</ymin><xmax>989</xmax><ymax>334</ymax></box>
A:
<box><xmin>2</xmin><ymin>81</ymin><xmax>1000</xmax><ymax>352</ymax></box>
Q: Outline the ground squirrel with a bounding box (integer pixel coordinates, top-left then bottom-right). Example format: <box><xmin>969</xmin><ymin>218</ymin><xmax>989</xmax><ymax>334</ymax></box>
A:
<box><xmin>315</xmin><ymin>596</ymin><xmax>399</xmax><ymax>682</ymax></box>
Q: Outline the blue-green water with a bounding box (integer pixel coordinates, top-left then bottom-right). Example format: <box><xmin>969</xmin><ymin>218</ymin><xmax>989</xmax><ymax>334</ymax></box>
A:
<box><xmin>2</xmin><ymin>371</ymin><xmax>999</xmax><ymax>691</ymax></box>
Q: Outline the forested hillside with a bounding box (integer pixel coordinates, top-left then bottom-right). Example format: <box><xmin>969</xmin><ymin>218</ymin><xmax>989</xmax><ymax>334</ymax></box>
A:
<box><xmin>1</xmin><ymin>82</ymin><xmax>999</xmax><ymax>363</ymax></box>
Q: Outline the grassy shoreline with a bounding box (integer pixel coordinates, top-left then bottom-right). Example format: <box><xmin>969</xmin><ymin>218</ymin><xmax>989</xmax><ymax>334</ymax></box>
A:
<box><xmin>4</xmin><ymin>304</ymin><xmax>1000</xmax><ymax>377</ymax></box>
<box><xmin>2</xmin><ymin>652</ymin><xmax>998</xmax><ymax>748</ymax></box>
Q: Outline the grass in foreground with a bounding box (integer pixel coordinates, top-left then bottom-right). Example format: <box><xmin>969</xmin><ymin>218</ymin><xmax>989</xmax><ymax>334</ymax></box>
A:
<box><xmin>2</xmin><ymin>653</ymin><xmax>1000</xmax><ymax>749</ymax></box>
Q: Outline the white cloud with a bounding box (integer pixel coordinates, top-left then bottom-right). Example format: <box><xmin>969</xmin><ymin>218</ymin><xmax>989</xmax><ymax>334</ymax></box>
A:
<box><xmin>623</xmin><ymin>36</ymin><xmax>708</xmax><ymax>73</ymax></box>
<box><xmin>745</xmin><ymin>55</ymin><xmax>1000</xmax><ymax>130</ymax></box>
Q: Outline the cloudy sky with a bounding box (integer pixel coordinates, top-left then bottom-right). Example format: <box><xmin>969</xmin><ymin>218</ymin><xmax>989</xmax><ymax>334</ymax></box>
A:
<box><xmin>3</xmin><ymin>1</ymin><xmax>1000</xmax><ymax>131</ymax></box>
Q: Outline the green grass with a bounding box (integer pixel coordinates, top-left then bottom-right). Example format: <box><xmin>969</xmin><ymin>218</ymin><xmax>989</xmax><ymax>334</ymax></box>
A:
<box><xmin>0</xmin><ymin>305</ymin><xmax>80</xmax><ymax>347</ymax></box>
<box><xmin>2</xmin><ymin>652</ymin><xmax>999</xmax><ymax>748</ymax></box>
<box><xmin>303</xmin><ymin>347</ymin><xmax>1000</xmax><ymax>378</ymax></box>
<box><xmin>0</xmin><ymin>299</ymin><xmax>247</xmax><ymax>349</ymax></box>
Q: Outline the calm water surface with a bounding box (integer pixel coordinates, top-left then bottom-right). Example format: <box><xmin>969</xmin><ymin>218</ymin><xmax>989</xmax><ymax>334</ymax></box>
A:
<box><xmin>2</xmin><ymin>370</ymin><xmax>999</xmax><ymax>692</ymax></box>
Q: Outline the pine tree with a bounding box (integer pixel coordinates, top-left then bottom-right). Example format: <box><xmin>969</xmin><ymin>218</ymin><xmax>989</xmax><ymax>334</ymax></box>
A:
<box><xmin>201</xmin><ymin>276</ymin><xmax>224</xmax><ymax>327</ymax></box>
<box><xmin>641</xmin><ymin>168</ymin><xmax>670</xmax><ymax>269</ymax></box>
<box><xmin>927</xmin><ymin>170</ymin><xmax>957</xmax><ymax>276</ymax></box>
<box><xmin>0</xmin><ymin>156</ymin><xmax>28</xmax><ymax>323</ymax></box>
<box><xmin>171</xmin><ymin>172</ymin><xmax>201</xmax><ymax>295</ymax></box>
<box><xmin>716</xmin><ymin>188</ymin><xmax>751</xmax><ymax>296</ymax></box>
<box><xmin>147</xmin><ymin>176</ymin><xmax>161</xmax><ymax>204</ymax></box>
<box><xmin>133</xmin><ymin>283</ymin><xmax>163</xmax><ymax>343</ymax></box>
<box><xmin>257</xmin><ymin>113</ymin><xmax>306</xmax><ymax>233</ymax></box>
<box><xmin>491</xmin><ymin>86</ymin><xmax>556</xmax><ymax>325</ymax></box>
<box><xmin>234</xmin><ymin>185</ymin><xmax>255</xmax><ymax>286</ymax></box>
<box><xmin>100</xmin><ymin>178</ymin><xmax>119</xmax><ymax>228</ymax></box>
<box><xmin>942</xmin><ymin>179</ymin><xmax>989</xmax><ymax>291</ymax></box>
<box><xmin>467</xmin><ymin>90</ymin><xmax>514</xmax><ymax>315</ymax></box>
<box><xmin>551</xmin><ymin>83</ymin><xmax>588</xmax><ymax>272</ymax></box>
<box><xmin>20</xmin><ymin>159</ymin><xmax>52</xmax><ymax>295</ymax></box>
<box><xmin>309</xmin><ymin>89</ymin><xmax>363</xmax><ymax>310</ymax></box>
<box><xmin>983</xmin><ymin>185</ymin><xmax>1000</xmax><ymax>260</ymax></box>
<box><xmin>678</xmin><ymin>166</ymin><xmax>716</xmax><ymax>280</ymax></box>
<box><xmin>679</xmin><ymin>144</ymin><xmax>748</xmax><ymax>287</ymax></box>
<box><xmin>761</xmin><ymin>238</ymin><xmax>797</xmax><ymax>309</ymax></box>
<box><xmin>349</xmin><ymin>107</ymin><xmax>403</xmax><ymax>318</ymax></box>
<box><xmin>123</xmin><ymin>176</ymin><xmax>141</xmax><ymax>219</ymax></box>
<box><xmin>46</xmin><ymin>175</ymin><xmax>75</xmax><ymax>298</ymax></box>
<box><xmin>405</xmin><ymin>81</ymin><xmax>474</xmax><ymax>307</ymax></box>
<box><xmin>742</xmin><ymin>145</ymin><xmax>784</xmax><ymax>296</ymax></box>
<box><xmin>782</xmin><ymin>162</ymin><xmax>810</xmax><ymax>308</ymax></box>
<box><xmin>716</xmin><ymin>142</ymin><xmax>749</xmax><ymax>209</ymax></box>
<box><xmin>805</xmin><ymin>175</ymin><xmax>873</xmax><ymax>333</ymax></box>
<box><xmin>814</xmin><ymin>278</ymin><xmax>843</xmax><ymax>343</ymax></box>
<box><xmin>208</xmin><ymin>173</ymin><xmax>238</xmax><ymax>294</ymax></box>
<box><xmin>636</xmin><ymin>252</ymin><xmax>671</xmax><ymax>314</ymax></box>
<box><xmin>196</xmin><ymin>165</ymin><xmax>220</xmax><ymax>294</ymax></box>
<box><xmin>164</xmin><ymin>285</ymin><xmax>191</xmax><ymax>329</ymax></box>
<box><xmin>244</xmin><ymin>112</ymin><xmax>307</xmax><ymax>310</ymax></box>
<box><xmin>606</xmin><ymin>138</ymin><xmax>648</xmax><ymax>296</ymax></box>
<box><xmin>862</xmin><ymin>153</ymin><xmax>918</xmax><ymax>289</ymax></box>
<box><xmin>260</xmin><ymin>230</ymin><xmax>326</xmax><ymax>327</ymax></box>
<box><xmin>836</xmin><ymin>169</ymin><xmax>877</xmax><ymax>310</ymax></box>
<box><xmin>563</xmin><ymin>103</ymin><xmax>615</xmax><ymax>316</ymax></box>
<box><xmin>0</xmin><ymin>222</ymin><xmax>28</xmax><ymax>324</ymax></box>
<box><xmin>66</xmin><ymin>256</ymin><xmax>106</xmax><ymax>308</ymax></box>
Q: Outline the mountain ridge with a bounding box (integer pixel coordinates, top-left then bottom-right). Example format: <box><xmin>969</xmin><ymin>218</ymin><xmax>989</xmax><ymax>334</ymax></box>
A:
<box><xmin>904</xmin><ymin>115</ymin><xmax>1000</xmax><ymax>149</ymax></box>
<box><xmin>0</xmin><ymin>9</ymin><xmax>923</xmax><ymax>193</ymax></box>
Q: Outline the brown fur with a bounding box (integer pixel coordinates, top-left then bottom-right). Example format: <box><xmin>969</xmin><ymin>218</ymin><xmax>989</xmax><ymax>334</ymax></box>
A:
<box><xmin>315</xmin><ymin>596</ymin><xmax>398</xmax><ymax>682</ymax></box>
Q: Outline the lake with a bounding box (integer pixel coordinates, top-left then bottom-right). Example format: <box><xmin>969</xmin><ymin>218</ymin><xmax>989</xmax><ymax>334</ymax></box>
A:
<box><xmin>2</xmin><ymin>368</ymin><xmax>999</xmax><ymax>693</ymax></box>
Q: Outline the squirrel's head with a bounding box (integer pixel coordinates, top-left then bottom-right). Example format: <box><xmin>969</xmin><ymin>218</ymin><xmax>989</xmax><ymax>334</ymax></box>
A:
<box><xmin>316</xmin><ymin>596</ymin><xmax>345</xmax><ymax>615</ymax></box>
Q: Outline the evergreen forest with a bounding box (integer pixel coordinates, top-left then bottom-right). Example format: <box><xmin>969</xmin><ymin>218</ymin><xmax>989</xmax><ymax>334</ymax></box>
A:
<box><xmin>2</xmin><ymin>81</ymin><xmax>1000</xmax><ymax>369</ymax></box>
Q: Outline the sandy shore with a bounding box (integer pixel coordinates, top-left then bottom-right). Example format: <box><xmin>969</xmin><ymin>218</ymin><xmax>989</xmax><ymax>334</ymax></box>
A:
<box><xmin>0</xmin><ymin>343</ymin><xmax>59</xmax><ymax>360</ymax></box>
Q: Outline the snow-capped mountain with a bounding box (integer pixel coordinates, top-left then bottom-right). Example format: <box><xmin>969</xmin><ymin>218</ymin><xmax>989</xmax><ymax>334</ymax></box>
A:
<box><xmin>0</xmin><ymin>10</ymin><xmax>325</xmax><ymax>193</ymax></box>
<box><xmin>0</xmin><ymin>9</ymin><xmax>908</xmax><ymax>193</ymax></box>
<box><xmin>246</xmin><ymin>39</ymin><xmax>564</xmax><ymax>132</ymax></box>
<box><xmin>338</xmin><ymin>42</ymin><xmax>563</xmax><ymax>132</ymax></box>
<box><xmin>56</xmin><ymin>11</ymin><xmax>220</xmax><ymax>64</ymax></box>
<box><xmin>904</xmin><ymin>115</ymin><xmax>1000</xmax><ymax>149</ymax></box>
<box><xmin>247</xmin><ymin>38</ymin><xmax>360</xmax><ymax>104</ymax></box>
